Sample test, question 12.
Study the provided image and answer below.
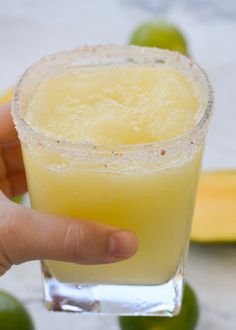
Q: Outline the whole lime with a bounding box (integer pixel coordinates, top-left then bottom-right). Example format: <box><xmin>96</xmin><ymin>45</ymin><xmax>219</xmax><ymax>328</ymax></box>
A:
<box><xmin>0</xmin><ymin>291</ymin><xmax>34</xmax><ymax>330</ymax></box>
<box><xmin>119</xmin><ymin>283</ymin><xmax>199</xmax><ymax>330</ymax></box>
<box><xmin>130</xmin><ymin>20</ymin><xmax>188</xmax><ymax>56</ymax></box>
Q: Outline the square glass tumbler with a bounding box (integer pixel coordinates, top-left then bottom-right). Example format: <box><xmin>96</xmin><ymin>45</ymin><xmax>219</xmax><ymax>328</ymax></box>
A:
<box><xmin>12</xmin><ymin>45</ymin><xmax>213</xmax><ymax>316</ymax></box>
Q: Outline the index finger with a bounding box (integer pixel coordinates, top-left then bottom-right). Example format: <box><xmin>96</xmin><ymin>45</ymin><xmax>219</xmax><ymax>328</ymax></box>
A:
<box><xmin>0</xmin><ymin>103</ymin><xmax>18</xmax><ymax>144</ymax></box>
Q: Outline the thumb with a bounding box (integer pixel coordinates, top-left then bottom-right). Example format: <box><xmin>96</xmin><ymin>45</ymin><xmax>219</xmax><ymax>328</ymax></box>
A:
<box><xmin>0</xmin><ymin>192</ymin><xmax>138</xmax><ymax>275</ymax></box>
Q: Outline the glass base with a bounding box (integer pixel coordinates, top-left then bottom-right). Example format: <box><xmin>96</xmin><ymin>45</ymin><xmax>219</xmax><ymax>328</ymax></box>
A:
<box><xmin>41</xmin><ymin>261</ymin><xmax>184</xmax><ymax>316</ymax></box>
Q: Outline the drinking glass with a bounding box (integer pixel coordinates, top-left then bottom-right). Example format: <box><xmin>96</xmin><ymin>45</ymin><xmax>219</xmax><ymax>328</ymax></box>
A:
<box><xmin>12</xmin><ymin>45</ymin><xmax>213</xmax><ymax>315</ymax></box>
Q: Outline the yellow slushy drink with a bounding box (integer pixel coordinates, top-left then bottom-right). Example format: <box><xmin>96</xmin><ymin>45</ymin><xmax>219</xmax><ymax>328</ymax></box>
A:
<box><xmin>13</xmin><ymin>46</ymin><xmax>213</xmax><ymax>314</ymax></box>
<box><xmin>23</xmin><ymin>63</ymin><xmax>201</xmax><ymax>283</ymax></box>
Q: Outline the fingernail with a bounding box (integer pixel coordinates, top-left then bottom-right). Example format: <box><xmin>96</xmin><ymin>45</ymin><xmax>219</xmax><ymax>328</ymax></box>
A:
<box><xmin>108</xmin><ymin>230</ymin><xmax>139</xmax><ymax>258</ymax></box>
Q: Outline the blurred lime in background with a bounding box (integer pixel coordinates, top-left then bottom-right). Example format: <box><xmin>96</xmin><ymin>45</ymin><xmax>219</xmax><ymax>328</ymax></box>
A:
<box><xmin>0</xmin><ymin>291</ymin><xmax>34</xmax><ymax>330</ymax></box>
<box><xmin>130</xmin><ymin>20</ymin><xmax>189</xmax><ymax>56</ymax></box>
<box><xmin>11</xmin><ymin>195</ymin><xmax>24</xmax><ymax>204</ymax></box>
<box><xmin>119</xmin><ymin>282</ymin><xmax>199</xmax><ymax>330</ymax></box>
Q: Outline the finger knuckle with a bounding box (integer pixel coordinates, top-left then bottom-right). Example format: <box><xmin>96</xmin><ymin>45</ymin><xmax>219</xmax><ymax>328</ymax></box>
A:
<box><xmin>0</xmin><ymin>203</ymin><xmax>17</xmax><ymax>268</ymax></box>
<box><xmin>63</xmin><ymin>222</ymin><xmax>91</xmax><ymax>263</ymax></box>
<box><xmin>0</xmin><ymin>204</ymin><xmax>18</xmax><ymax>241</ymax></box>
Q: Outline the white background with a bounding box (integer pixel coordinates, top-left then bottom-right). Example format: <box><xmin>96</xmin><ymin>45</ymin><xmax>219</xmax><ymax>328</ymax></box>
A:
<box><xmin>0</xmin><ymin>1</ymin><xmax>236</xmax><ymax>329</ymax></box>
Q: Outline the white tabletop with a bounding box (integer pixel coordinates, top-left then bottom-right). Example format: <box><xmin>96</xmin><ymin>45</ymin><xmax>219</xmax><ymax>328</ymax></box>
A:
<box><xmin>0</xmin><ymin>1</ymin><xmax>236</xmax><ymax>329</ymax></box>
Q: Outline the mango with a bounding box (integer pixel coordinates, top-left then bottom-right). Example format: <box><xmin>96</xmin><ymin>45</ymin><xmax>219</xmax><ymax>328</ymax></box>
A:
<box><xmin>0</xmin><ymin>88</ymin><xmax>13</xmax><ymax>106</ymax></box>
<box><xmin>191</xmin><ymin>171</ymin><xmax>236</xmax><ymax>242</ymax></box>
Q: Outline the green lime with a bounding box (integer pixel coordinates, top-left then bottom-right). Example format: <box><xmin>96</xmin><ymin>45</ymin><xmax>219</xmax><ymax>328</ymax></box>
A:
<box><xmin>0</xmin><ymin>291</ymin><xmax>34</xmax><ymax>330</ymax></box>
<box><xmin>119</xmin><ymin>283</ymin><xmax>199</xmax><ymax>330</ymax></box>
<box><xmin>130</xmin><ymin>20</ymin><xmax>188</xmax><ymax>56</ymax></box>
<box><xmin>11</xmin><ymin>194</ymin><xmax>24</xmax><ymax>204</ymax></box>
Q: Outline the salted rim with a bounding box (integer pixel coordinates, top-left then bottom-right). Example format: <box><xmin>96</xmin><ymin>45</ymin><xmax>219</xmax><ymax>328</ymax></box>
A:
<box><xmin>12</xmin><ymin>45</ymin><xmax>214</xmax><ymax>160</ymax></box>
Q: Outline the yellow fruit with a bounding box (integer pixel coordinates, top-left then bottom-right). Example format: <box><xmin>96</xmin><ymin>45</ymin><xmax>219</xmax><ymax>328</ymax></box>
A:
<box><xmin>0</xmin><ymin>291</ymin><xmax>34</xmax><ymax>330</ymax></box>
<box><xmin>119</xmin><ymin>283</ymin><xmax>199</xmax><ymax>330</ymax></box>
<box><xmin>191</xmin><ymin>170</ymin><xmax>236</xmax><ymax>242</ymax></box>
<box><xmin>129</xmin><ymin>20</ymin><xmax>188</xmax><ymax>55</ymax></box>
<box><xmin>0</xmin><ymin>89</ymin><xmax>13</xmax><ymax>106</ymax></box>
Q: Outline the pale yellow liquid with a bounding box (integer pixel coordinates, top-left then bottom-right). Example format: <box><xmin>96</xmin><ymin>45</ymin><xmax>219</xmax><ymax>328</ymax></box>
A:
<box><xmin>22</xmin><ymin>64</ymin><xmax>202</xmax><ymax>284</ymax></box>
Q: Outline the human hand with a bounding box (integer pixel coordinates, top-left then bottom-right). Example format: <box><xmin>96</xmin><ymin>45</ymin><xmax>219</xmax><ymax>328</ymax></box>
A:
<box><xmin>0</xmin><ymin>103</ymin><xmax>26</xmax><ymax>197</ymax></box>
<box><xmin>0</xmin><ymin>103</ymin><xmax>138</xmax><ymax>276</ymax></box>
